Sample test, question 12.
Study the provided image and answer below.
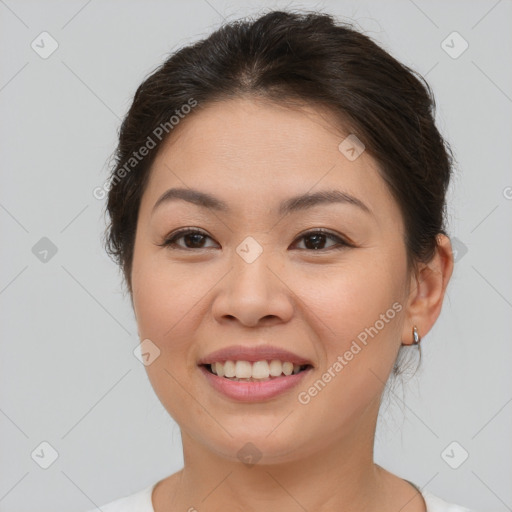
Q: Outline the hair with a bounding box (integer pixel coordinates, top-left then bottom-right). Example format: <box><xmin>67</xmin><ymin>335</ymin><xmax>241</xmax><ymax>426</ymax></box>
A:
<box><xmin>103</xmin><ymin>9</ymin><xmax>454</xmax><ymax>380</ymax></box>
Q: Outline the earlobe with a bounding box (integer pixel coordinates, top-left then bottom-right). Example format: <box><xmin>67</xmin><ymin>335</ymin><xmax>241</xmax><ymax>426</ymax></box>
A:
<box><xmin>401</xmin><ymin>234</ymin><xmax>454</xmax><ymax>346</ymax></box>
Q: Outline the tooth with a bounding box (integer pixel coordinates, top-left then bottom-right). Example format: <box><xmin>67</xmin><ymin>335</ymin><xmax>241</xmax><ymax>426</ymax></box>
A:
<box><xmin>215</xmin><ymin>362</ymin><xmax>224</xmax><ymax>377</ymax></box>
<box><xmin>224</xmin><ymin>360</ymin><xmax>236</xmax><ymax>378</ymax></box>
<box><xmin>269</xmin><ymin>360</ymin><xmax>283</xmax><ymax>377</ymax></box>
<box><xmin>252</xmin><ymin>360</ymin><xmax>270</xmax><ymax>379</ymax></box>
<box><xmin>282</xmin><ymin>362</ymin><xmax>293</xmax><ymax>376</ymax></box>
<box><xmin>213</xmin><ymin>359</ymin><xmax>305</xmax><ymax>380</ymax></box>
<box><xmin>235</xmin><ymin>360</ymin><xmax>252</xmax><ymax>379</ymax></box>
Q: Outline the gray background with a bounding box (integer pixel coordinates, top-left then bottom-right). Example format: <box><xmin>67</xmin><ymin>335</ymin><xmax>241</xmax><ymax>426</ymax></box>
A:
<box><xmin>1</xmin><ymin>1</ymin><xmax>511</xmax><ymax>511</ymax></box>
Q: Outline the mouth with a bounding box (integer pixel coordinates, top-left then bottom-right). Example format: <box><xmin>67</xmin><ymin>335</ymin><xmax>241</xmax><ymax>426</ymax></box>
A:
<box><xmin>198</xmin><ymin>361</ymin><xmax>313</xmax><ymax>402</ymax></box>
<box><xmin>200</xmin><ymin>361</ymin><xmax>314</xmax><ymax>382</ymax></box>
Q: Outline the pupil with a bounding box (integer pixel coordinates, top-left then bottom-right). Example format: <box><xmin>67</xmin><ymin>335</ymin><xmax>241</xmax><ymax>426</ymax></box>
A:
<box><xmin>306</xmin><ymin>234</ymin><xmax>325</xmax><ymax>250</ymax></box>
<box><xmin>186</xmin><ymin>233</ymin><xmax>204</xmax><ymax>248</ymax></box>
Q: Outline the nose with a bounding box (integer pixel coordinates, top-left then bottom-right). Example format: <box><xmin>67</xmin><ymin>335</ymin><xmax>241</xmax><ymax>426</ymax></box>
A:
<box><xmin>212</xmin><ymin>251</ymin><xmax>294</xmax><ymax>328</ymax></box>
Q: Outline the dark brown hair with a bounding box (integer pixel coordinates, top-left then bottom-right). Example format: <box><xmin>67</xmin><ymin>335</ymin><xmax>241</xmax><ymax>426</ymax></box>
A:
<box><xmin>103</xmin><ymin>10</ymin><xmax>453</xmax><ymax>376</ymax></box>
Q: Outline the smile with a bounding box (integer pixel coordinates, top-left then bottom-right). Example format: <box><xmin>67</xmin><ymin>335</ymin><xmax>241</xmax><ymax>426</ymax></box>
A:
<box><xmin>205</xmin><ymin>359</ymin><xmax>312</xmax><ymax>380</ymax></box>
<box><xmin>199</xmin><ymin>362</ymin><xmax>313</xmax><ymax>402</ymax></box>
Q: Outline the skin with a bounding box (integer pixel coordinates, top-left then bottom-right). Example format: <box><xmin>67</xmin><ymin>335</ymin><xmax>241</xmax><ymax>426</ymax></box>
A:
<box><xmin>130</xmin><ymin>97</ymin><xmax>454</xmax><ymax>512</ymax></box>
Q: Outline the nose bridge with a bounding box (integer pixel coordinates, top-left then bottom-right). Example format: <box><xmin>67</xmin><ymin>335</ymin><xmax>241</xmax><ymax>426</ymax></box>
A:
<box><xmin>231</xmin><ymin>235</ymin><xmax>275</xmax><ymax>300</ymax></box>
<box><xmin>212</xmin><ymin>235</ymin><xmax>293</xmax><ymax>326</ymax></box>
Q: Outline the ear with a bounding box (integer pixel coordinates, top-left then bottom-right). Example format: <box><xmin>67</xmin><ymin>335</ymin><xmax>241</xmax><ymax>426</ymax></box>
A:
<box><xmin>401</xmin><ymin>234</ymin><xmax>454</xmax><ymax>345</ymax></box>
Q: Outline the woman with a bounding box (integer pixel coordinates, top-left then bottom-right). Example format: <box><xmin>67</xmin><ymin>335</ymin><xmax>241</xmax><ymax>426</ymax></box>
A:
<box><xmin>90</xmin><ymin>10</ymin><xmax>475</xmax><ymax>512</ymax></box>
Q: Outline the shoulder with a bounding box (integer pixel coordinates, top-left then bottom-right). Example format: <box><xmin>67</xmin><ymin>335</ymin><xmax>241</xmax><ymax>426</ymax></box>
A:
<box><xmin>84</xmin><ymin>483</ymin><xmax>157</xmax><ymax>512</ymax></box>
<box><xmin>422</xmin><ymin>490</ymin><xmax>478</xmax><ymax>512</ymax></box>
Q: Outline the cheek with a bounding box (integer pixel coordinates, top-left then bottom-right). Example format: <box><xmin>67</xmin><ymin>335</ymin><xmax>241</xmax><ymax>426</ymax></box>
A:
<box><xmin>291</xmin><ymin>269</ymin><xmax>403</xmax><ymax>435</ymax></box>
<box><xmin>132</xmin><ymin>254</ymin><xmax>207</xmax><ymax>340</ymax></box>
<box><xmin>131</xmin><ymin>258</ymin><xmax>209</xmax><ymax>423</ymax></box>
<box><xmin>297</xmin><ymin>258</ymin><xmax>405</xmax><ymax>391</ymax></box>
<box><xmin>301</xmin><ymin>259</ymin><xmax>403</xmax><ymax>340</ymax></box>
<box><xmin>131</xmin><ymin>254</ymin><xmax>224</xmax><ymax>384</ymax></box>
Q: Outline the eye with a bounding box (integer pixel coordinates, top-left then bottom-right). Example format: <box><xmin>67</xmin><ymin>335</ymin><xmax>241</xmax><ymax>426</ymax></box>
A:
<box><xmin>158</xmin><ymin>228</ymin><xmax>352</xmax><ymax>251</ymax></box>
<box><xmin>291</xmin><ymin>229</ymin><xmax>351</xmax><ymax>251</ymax></box>
<box><xmin>158</xmin><ymin>228</ymin><xmax>218</xmax><ymax>250</ymax></box>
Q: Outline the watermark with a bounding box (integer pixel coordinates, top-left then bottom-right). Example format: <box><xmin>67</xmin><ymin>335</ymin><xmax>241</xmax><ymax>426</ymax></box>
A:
<box><xmin>31</xmin><ymin>31</ymin><xmax>59</xmax><ymax>59</ymax></box>
<box><xmin>297</xmin><ymin>301</ymin><xmax>402</xmax><ymax>405</ymax></box>
<box><xmin>236</xmin><ymin>236</ymin><xmax>264</xmax><ymax>263</ymax></box>
<box><xmin>237</xmin><ymin>441</ymin><xmax>263</xmax><ymax>467</ymax></box>
<box><xmin>93</xmin><ymin>97</ymin><xmax>198</xmax><ymax>200</ymax></box>
<box><xmin>503</xmin><ymin>186</ymin><xmax>512</xmax><ymax>200</ymax></box>
<box><xmin>450</xmin><ymin>236</ymin><xmax>468</xmax><ymax>263</ymax></box>
<box><xmin>32</xmin><ymin>236</ymin><xmax>58</xmax><ymax>263</ymax></box>
<box><xmin>338</xmin><ymin>133</ymin><xmax>366</xmax><ymax>161</ymax></box>
<box><xmin>133</xmin><ymin>338</ymin><xmax>161</xmax><ymax>366</ymax></box>
<box><xmin>441</xmin><ymin>441</ymin><xmax>469</xmax><ymax>469</ymax></box>
<box><xmin>31</xmin><ymin>441</ymin><xmax>59</xmax><ymax>469</ymax></box>
<box><xmin>441</xmin><ymin>31</ymin><xmax>469</xmax><ymax>60</ymax></box>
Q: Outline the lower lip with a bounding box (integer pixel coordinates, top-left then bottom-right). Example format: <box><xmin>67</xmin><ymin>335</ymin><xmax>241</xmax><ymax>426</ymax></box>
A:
<box><xmin>199</xmin><ymin>365</ymin><xmax>312</xmax><ymax>402</ymax></box>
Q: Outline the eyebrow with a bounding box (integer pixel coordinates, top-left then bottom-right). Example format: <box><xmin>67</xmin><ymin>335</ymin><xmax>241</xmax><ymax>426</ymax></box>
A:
<box><xmin>151</xmin><ymin>187</ymin><xmax>373</xmax><ymax>217</ymax></box>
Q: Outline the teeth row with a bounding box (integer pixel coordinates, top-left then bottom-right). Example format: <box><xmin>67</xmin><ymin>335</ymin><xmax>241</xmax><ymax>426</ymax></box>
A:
<box><xmin>210</xmin><ymin>360</ymin><xmax>304</xmax><ymax>380</ymax></box>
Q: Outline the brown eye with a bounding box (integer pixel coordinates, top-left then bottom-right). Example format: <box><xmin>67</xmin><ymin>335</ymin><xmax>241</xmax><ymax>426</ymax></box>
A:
<box><xmin>159</xmin><ymin>228</ymin><xmax>218</xmax><ymax>250</ymax></box>
<box><xmin>292</xmin><ymin>230</ymin><xmax>350</xmax><ymax>251</ymax></box>
<box><xmin>158</xmin><ymin>228</ymin><xmax>351</xmax><ymax>251</ymax></box>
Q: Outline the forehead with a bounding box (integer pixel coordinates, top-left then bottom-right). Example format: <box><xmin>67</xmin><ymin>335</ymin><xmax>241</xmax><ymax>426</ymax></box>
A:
<box><xmin>142</xmin><ymin>97</ymin><xmax>402</xmax><ymax>228</ymax></box>
<box><xmin>158</xmin><ymin>97</ymin><xmax>349</xmax><ymax>165</ymax></box>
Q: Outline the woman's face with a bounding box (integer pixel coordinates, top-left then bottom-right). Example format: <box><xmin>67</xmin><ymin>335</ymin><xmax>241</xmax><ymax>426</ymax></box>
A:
<box><xmin>131</xmin><ymin>97</ymin><xmax>414</xmax><ymax>463</ymax></box>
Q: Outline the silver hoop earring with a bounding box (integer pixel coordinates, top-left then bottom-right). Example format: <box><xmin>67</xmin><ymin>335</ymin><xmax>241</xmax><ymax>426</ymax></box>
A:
<box><xmin>412</xmin><ymin>325</ymin><xmax>421</xmax><ymax>345</ymax></box>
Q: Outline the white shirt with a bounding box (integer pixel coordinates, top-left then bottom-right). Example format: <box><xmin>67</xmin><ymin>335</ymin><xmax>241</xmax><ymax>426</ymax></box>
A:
<box><xmin>86</xmin><ymin>481</ymin><xmax>477</xmax><ymax>512</ymax></box>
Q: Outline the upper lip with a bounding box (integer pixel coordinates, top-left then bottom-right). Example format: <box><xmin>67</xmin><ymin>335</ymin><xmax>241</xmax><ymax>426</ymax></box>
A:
<box><xmin>197</xmin><ymin>345</ymin><xmax>314</xmax><ymax>367</ymax></box>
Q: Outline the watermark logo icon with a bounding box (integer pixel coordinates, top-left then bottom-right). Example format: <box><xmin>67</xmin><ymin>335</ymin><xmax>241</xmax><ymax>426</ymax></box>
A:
<box><xmin>441</xmin><ymin>32</ymin><xmax>469</xmax><ymax>59</ymax></box>
<box><xmin>133</xmin><ymin>339</ymin><xmax>161</xmax><ymax>366</ymax></box>
<box><xmin>31</xmin><ymin>32</ymin><xmax>59</xmax><ymax>59</ymax></box>
<box><xmin>236</xmin><ymin>236</ymin><xmax>263</xmax><ymax>264</ymax></box>
<box><xmin>237</xmin><ymin>442</ymin><xmax>262</xmax><ymax>467</ymax></box>
<box><xmin>31</xmin><ymin>441</ymin><xmax>59</xmax><ymax>469</ymax></box>
<box><xmin>441</xmin><ymin>441</ymin><xmax>469</xmax><ymax>469</ymax></box>
<box><xmin>338</xmin><ymin>134</ymin><xmax>365</xmax><ymax>161</ymax></box>
<box><xmin>450</xmin><ymin>237</ymin><xmax>468</xmax><ymax>263</ymax></box>
<box><xmin>32</xmin><ymin>237</ymin><xmax>58</xmax><ymax>263</ymax></box>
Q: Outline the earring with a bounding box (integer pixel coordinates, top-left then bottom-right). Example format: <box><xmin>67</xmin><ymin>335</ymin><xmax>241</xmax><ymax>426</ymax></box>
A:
<box><xmin>412</xmin><ymin>325</ymin><xmax>421</xmax><ymax>345</ymax></box>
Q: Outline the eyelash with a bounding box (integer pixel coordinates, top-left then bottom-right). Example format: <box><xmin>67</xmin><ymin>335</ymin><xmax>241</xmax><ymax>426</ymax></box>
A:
<box><xmin>158</xmin><ymin>227</ymin><xmax>353</xmax><ymax>251</ymax></box>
